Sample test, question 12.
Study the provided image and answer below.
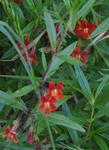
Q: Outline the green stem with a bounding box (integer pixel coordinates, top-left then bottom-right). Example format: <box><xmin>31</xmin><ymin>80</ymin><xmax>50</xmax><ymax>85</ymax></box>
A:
<box><xmin>45</xmin><ymin>117</ymin><xmax>56</xmax><ymax>150</ymax></box>
<box><xmin>81</xmin><ymin>102</ymin><xmax>95</xmax><ymax>148</ymax></box>
<box><xmin>86</xmin><ymin>104</ymin><xmax>95</xmax><ymax>140</ymax></box>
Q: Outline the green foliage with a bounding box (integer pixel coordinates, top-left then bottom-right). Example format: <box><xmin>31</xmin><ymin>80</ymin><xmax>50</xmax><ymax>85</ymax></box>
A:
<box><xmin>0</xmin><ymin>0</ymin><xmax>109</xmax><ymax>150</ymax></box>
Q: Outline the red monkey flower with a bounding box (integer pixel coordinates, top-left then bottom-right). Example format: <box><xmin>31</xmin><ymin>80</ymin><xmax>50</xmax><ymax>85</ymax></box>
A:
<box><xmin>2</xmin><ymin>126</ymin><xmax>11</xmax><ymax>139</ymax></box>
<box><xmin>38</xmin><ymin>81</ymin><xmax>64</xmax><ymax>115</ymax></box>
<box><xmin>38</xmin><ymin>95</ymin><xmax>57</xmax><ymax>115</ymax></box>
<box><xmin>47</xmin><ymin>81</ymin><xmax>64</xmax><ymax>99</ymax></box>
<box><xmin>17</xmin><ymin>37</ymin><xmax>38</xmax><ymax>65</ymax></box>
<box><xmin>2</xmin><ymin>120</ymin><xmax>19</xmax><ymax>143</ymax></box>
<box><xmin>74</xmin><ymin>20</ymin><xmax>97</xmax><ymax>39</ymax></box>
<box><xmin>71</xmin><ymin>47</ymin><xmax>88</xmax><ymax>63</ymax></box>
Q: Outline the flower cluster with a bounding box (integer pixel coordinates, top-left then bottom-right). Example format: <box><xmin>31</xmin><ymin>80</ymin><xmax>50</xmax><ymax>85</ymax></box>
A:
<box><xmin>2</xmin><ymin>121</ymin><xmax>18</xmax><ymax>143</ymax></box>
<box><xmin>74</xmin><ymin>20</ymin><xmax>97</xmax><ymax>39</ymax></box>
<box><xmin>38</xmin><ymin>81</ymin><xmax>64</xmax><ymax>115</ymax></box>
<box><xmin>17</xmin><ymin>37</ymin><xmax>38</xmax><ymax>65</ymax></box>
<box><xmin>71</xmin><ymin>47</ymin><xmax>88</xmax><ymax>63</ymax></box>
<box><xmin>2</xmin><ymin>120</ymin><xmax>35</xmax><ymax>144</ymax></box>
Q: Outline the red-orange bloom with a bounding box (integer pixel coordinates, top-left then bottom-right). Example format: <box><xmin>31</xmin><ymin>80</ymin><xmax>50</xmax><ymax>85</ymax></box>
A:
<box><xmin>74</xmin><ymin>20</ymin><xmax>97</xmax><ymax>39</ymax></box>
<box><xmin>2</xmin><ymin>126</ymin><xmax>11</xmax><ymax>139</ymax></box>
<box><xmin>47</xmin><ymin>81</ymin><xmax>64</xmax><ymax>99</ymax></box>
<box><xmin>2</xmin><ymin>125</ymin><xmax>18</xmax><ymax>143</ymax></box>
<box><xmin>71</xmin><ymin>47</ymin><xmax>88</xmax><ymax>63</ymax></box>
<box><xmin>38</xmin><ymin>95</ymin><xmax>57</xmax><ymax>115</ymax></box>
<box><xmin>38</xmin><ymin>81</ymin><xmax>64</xmax><ymax>115</ymax></box>
<box><xmin>17</xmin><ymin>37</ymin><xmax>38</xmax><ymax>65</ymax></box>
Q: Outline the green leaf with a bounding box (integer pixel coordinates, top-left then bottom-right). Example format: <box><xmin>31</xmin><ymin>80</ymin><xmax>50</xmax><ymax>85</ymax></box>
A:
<box><xmin>12</xmin><ymin>84</ymin><xmax>35</xmax><ymax>98</ymax></box>
<box><xmin>36</xmin><ymin>120</ymin><xmax>46</xmax><ymax>135</ymax></box>
<box><xmin>12</xmin><ymin>2</ymin><xmax>25</xmax><ymax>24</ymax></box>
<box><xmin>63</xmin><ymin>0</ymin><xmax>71</xmax><ymax>10</ymax></box>
<box><xmin>48</xmin><ymin>113</ymin><xmax>85</xmax><ymax>132</ymax></box>
<box><xmin>41</xmin><ymin>51</ymin><xmax>47</xmax><ymax>71</ymax></box>
<box><xmin>0</xmin><ymin>90</ymin><xmax>26</xmax><ymax>110</ymax></box>
<box><xmin>1</xmin><ymin>142</ymin><xmax>34</xmax><ymax>150</ymax></box>
<box><xmin>44</xmin><ymin>11</ymin><xmax>56</xmax><ymax>49</ymax></box>
<box><xmin>62</xmin><ymin>102</ymin><xmax>79</xmax><ymax>145</ymax></box>
<box><xmin>89</xmin><ymin>17</ymin><xmax>109</xmax><ymax>39</ymax></box>
<box><xmin>95</xmin><ymin>79</ymin><xmax>107</xmax><ymax>100</ymax></box>
<box><xmin>58</xmin><ymin>55</ymin><xmax>82</xmax><ymax>66</ymax></box>
<box><xmin>0</xmin><ymin>90</ymin><xmax>15</xmax><ymax>105</ymax></box>
<box><xmin>56</xmin><ymin>96</ymin><xmax>71</xmax><ymax>107</ymax></box>
<box><xmin>47</xmin><ymin>42</ymin><xmax>77</xmax><ymax>79</ymax></box>
<box><xmin>74</xmin><ymin>65</ymin><xmax>94</xmax><ymax>104</ymax></box>
<box><xmin>94</xmin><ymin>135</ymin><xmax>109</xmax><ymax>150</ymax></box>
<box><xmin>76</xmin><ymin>0</ymin><xmax>96</xmax><ymax>20</ymax></box>
<box><xmin>95</xmin><ymin>105</ymin><xmax>109</xmax><ymax>119</ymax></box>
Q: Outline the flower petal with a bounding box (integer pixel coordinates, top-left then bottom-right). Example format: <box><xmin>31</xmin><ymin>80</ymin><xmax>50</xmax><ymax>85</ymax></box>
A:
<box><xmin>38</xmin><ymin>103</ymin><xmax>44</xmax><ymax>110</ymax></box>
<box><xmin>81</xmin><ymin>50</ymin><xmax>89</xmax><ymax>55</ymax></box>
<box><xmin>48</xmin><ymin>81</ymin><xmax>55</xmax><ymax>90</ymax></box>
<box><xmin>57</xmin><ymin>82</ymin><xmax>64</xmax><ymax>90</ymax></box>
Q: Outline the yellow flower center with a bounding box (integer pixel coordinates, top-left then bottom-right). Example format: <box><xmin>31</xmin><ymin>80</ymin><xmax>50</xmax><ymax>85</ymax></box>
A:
<box><xmin>84</xmin><ymin>28</ymin><xmax>89</xmax><ymax>33</ymax></box>
<box><xmin>44</xmin><ymin>102</ymin><xmax>50</xmax><ymax>108</ymax></box>
<box><xmin>75</xmin><ymin>54</ymin><xmax>81</xmax><ymax>60</ymax></box>
<box><xmin>51</xmin><ymin>89</ymin><xmax>58</xmax><ymax>97</ymax></box>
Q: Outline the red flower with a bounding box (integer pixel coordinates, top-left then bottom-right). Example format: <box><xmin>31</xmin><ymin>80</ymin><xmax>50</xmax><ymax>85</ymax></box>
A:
<box><xmin>38</xmin><ymin>95</ymin><xmax>57</xmax><ymax>115</ymax></box>
<box><xmin>38</xmin><ymin>81</ymin><xmax>64</xmax><ymax>115</ymax></box>
<box><xmin>17</xmin><ymin>37</ymin><xmax>38</xmax><ymax>65</ymax></box>
<box><xmin>24</xmin><ymin>37</ymin><xmax>30</xmax><ymax>46</ymax></box>
<box><xmin>2</xmin><ymin>126</ymin><xmax>11</xmax><ymax>139</ymax></box>
<box><xmin>7</xmin><ymin>129</ymin><xmax>18</xmax><ymax>144</ymax></box>
<box><xmin>71</xmin><ymin>47</ymin><xmax>88</xmax><ymax>63</ymax></box>
<box><xmin>2</xmin><ymin>121</ymin><xmax>18</xmax><ymax>143</ymax></box>
<box><xmin>47</xmin><ymin>81</ymin><xmax>64</xmax><ymax>99</ymax></box>
<box><xmin>74</xmin><ymin>20</ymin><xmax>97</xmax><ymax>39</ymax></box>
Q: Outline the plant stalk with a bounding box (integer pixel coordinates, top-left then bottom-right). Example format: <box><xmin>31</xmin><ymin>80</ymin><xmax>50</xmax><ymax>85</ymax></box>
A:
<box><xmin>45</xmin><ymin>117</ymin><xmax>56</xmax><ymax>150</ymax></box>
<box><xmin>86</xmin><ymin>104</ymin><xmax>95</xmax><ymax>140</ymax></box>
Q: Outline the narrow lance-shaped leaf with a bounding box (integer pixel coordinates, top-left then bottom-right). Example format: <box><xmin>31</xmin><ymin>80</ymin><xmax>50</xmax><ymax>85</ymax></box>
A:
<box><xmin>94</xmin><ymin>135</ymin><xmax>109</xmax><ymax>150</ymax></box>
<box><xmin>58</xmin><ymin>55</ymin><xmax>82</xmax><ymax>66</ymax></box>
<box><xmin>48</xmin><ymin>113</ymin><xmax>85</xmax><ymax>132</ymax></box>
<box><xmin>12</xmin><ymin>84</ymin><xmax>35</xmax><ymax>98</ymax></box>
<box><xmin>74</xmin><ymin>65</ymin><xmax>94</xmax><ymax>104</ymax></box>
<box><xmin>95</xmin><ymin>78</ymin><xmax>107</xmax><ymax>100</ymax></box>
<box><xmin>56</xmin><ymin>96</ymin><xmax>72</xmax><ymax>107</ymax></box>
<box><xmin>44</xmin><ymin>11</ymin><xmax>56</xmax><ymax>49</ymax></box>
<box><xmin>76</xmin><ymin>0</ymin><xmax>96</xmax><ymax>20</ymax></box>
<box><xmin>0</xmin><ymin>90</ymin><xmax>27</xmax><ymax>110</ymax></box>
<box><xmin>41</xmin><ymin>51</ymin><xmax>47</xmax><ymax>71</ymax></box>
<box><xmin>62</xmin><ymin>102</ymin><xmax>79</xmax><ymax>145</ymax></box>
